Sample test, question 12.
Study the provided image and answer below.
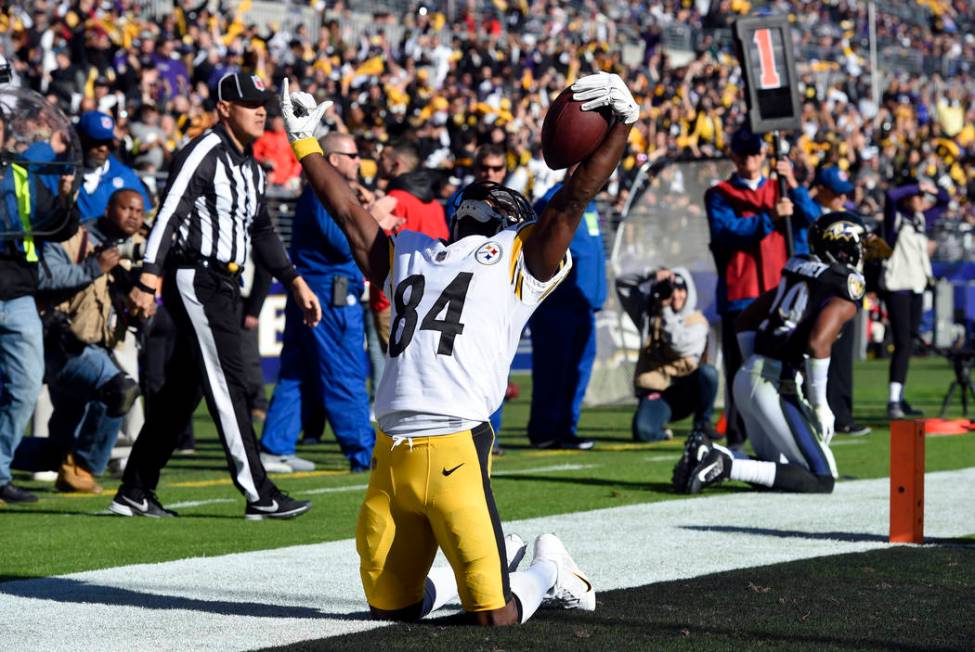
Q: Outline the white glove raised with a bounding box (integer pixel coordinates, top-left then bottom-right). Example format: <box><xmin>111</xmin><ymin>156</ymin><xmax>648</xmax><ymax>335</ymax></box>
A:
<box><xmin>814</xmin><ymin>404</ymin><xmax>836</xmax><ymax>445</ymax></box>
<box><xmin>570</xmin><ymin>72</ymin><xmax>640</xmax><ymax>125</ymax></box>
<box><xmin>280</xmin><ymin>78</ymin><xmax>333</xmax><ymax>143</ymax></box>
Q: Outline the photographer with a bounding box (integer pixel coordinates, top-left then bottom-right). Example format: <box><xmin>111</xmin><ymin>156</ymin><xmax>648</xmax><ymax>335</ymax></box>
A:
<box><xmin>617</xmin><ymin>267</ymin><xmax>717</xmax><ymax>442</ymax></box>
<box><xmin>14</xmin><ymin>189</ymin><xmax>144</xmax><ymax>494</ymax></box>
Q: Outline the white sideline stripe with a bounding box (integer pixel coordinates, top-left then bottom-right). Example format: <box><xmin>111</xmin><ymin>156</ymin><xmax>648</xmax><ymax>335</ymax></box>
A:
<box><xmin>167</xmin><ymin>498</ymin><xmax>237</xmax><ymax>510</ymax></box>
<box><xmin>3</xmin><ymin>468</ymin><xmax>973</xmax><ymax>652</ymax></box>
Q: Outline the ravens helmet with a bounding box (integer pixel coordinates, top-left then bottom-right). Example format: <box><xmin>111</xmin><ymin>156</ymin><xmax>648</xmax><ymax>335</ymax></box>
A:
<box><xmin>450</xmin><ymin>181</ymin><xmax>535</xmax><ymax>242</ymax></box>
<box><xmin>810</xmin><ymin>211</ymin><xmax>866</xmax><ymax>271</ymax></box>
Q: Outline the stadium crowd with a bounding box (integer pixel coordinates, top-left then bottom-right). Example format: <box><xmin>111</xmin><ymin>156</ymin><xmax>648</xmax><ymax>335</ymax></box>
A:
<box><xmin>0</xmin><ymin>0</ymin><xmax>974</xmax><ymax>501</ymax></box>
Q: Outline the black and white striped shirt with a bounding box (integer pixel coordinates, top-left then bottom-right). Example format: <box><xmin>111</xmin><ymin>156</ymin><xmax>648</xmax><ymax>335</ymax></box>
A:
<box><xmin>142</xmin><ymin>123</ymin><xmax>296</xmax><ymax>284</ymax></box>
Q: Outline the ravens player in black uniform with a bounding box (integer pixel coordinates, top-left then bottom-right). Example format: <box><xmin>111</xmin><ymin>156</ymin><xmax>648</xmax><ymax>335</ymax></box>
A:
<box><xmin>675</xmin><ymin>211</ymin><xmax>866</xmax><ymax>494</ymax></box>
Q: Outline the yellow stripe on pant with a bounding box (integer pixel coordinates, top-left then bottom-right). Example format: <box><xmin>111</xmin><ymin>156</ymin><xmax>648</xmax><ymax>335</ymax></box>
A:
<box><xmin>355</xmin><ymin>423</ymin><xmax>509</xmax><ymax>612</ymax></box>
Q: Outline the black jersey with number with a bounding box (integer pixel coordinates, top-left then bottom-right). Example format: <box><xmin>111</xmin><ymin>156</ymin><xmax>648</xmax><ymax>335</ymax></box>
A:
<box><xmin>754</xmin><ymin>254</ymin><xmax>865</xmax><ymax>369</ymax></box>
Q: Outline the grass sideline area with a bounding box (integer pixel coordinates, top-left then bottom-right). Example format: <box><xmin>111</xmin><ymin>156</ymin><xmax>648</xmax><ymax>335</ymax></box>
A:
<box><xmin>1</xmin><ymin>356</ymin><xmax>973</xmax><ymax>588</ymax></box>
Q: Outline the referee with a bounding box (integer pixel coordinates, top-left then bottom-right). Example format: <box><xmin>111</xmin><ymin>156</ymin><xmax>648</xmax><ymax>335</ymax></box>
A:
<box><xmin>109</xmin><ymin>73</ymin><xmax>322</xmax><ymax>519</ymax></box>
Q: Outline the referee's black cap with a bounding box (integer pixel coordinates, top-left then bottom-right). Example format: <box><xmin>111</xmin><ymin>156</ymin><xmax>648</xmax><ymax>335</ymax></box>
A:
<box><xmin>217</xmin><ymin>73</ymin><xmax>272</xmax><ymax>104</ymax></box>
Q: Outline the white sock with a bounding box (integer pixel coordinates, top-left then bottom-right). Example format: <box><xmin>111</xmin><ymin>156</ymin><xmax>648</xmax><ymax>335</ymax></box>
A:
<box><xmin>729</xmin><ymin>458</ymin><xmax>777</xmax><ymax>487</ymax></box>
<box><xmin>889</xmin><ymin>382</ymin><xmax>903</xmax><ymax>403</ymax></box>
<box><xmin>421</xmin><ymin>565</ymin><xmax>458</xmax><ymax>617</ymax></box>
<box><xmin>509</xmin><ymin>559</ymin><xmax>557</xmax><ymax>623</ymax></box>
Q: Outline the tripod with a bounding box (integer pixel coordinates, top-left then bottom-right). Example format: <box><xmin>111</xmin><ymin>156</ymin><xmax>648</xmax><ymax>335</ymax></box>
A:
<box><xmin>939</xmin><ymin>349</ymin><xmax>975</xmax><ymax>417</ymax></box>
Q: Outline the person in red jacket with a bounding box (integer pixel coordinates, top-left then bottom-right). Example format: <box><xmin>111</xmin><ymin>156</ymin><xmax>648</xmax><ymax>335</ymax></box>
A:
<box><xmin>367</xmin><ymin>139</ymin><xmax>449</xmax><ymax>353</ymax></box>
<box><xmin>704</xmin><ymin>126</ymin><xmax>795</xmax><ymax>451</ymax></box>
<box><xmin>252</xmin><ymin>114</ymin><xmax>301</xmax><ymax>188</ymax></box>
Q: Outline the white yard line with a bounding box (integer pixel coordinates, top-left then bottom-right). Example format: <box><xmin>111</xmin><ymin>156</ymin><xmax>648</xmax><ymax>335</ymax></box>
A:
<box><xmin>492</xmin><ymin>463</ymin><xmax>597</xmax><ymax>476</ymax></box>
<box><xmin>167</xmin><ymin>498</ymin><xmax>237</xmax><ymax>509</ymax></box>
<box><xmin>2</xmin><ymin>468</ymin><xmax>973</xmax><ymax>651</ymax></box>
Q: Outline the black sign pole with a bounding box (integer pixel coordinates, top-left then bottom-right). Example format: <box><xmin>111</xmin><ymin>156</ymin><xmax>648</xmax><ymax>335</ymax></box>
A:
<box><xmin>772</xmin><ymin>130</ymin><xmax>794</xmax><ymax>257</ymax></box>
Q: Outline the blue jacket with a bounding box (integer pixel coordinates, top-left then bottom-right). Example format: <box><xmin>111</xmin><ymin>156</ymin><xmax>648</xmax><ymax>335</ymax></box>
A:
<box><xmin>290</xmin><ymin>184</ymin><xmax>363</xmax><ymax>294</ymax></box>
<box><xmin>533</xmin><ymin>183</ymin><xmax>606</xmax><ymax>311</ymax></box>
<box><xmin>77</xmin><ymin>154</ymin><xmax>153</xmax><ymax>222</ymax></box>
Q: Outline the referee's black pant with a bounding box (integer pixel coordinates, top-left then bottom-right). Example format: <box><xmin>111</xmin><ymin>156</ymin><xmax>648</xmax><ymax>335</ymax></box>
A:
<box><xmin>123</xmin><ymin>265</ymin><xmax>275</xmax><ymax>503</ymax></box>
<box><xmin>827</xmin><ymin>318</ymin><xmax>855</xmax><ymax>427</ymax></box>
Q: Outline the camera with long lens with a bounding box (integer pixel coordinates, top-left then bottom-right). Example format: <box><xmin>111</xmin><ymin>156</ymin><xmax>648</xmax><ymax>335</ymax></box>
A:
<box><xmin>114</xmin><ymin>238</ymin><xmax>144</xmax><ymax>261</ymax></box>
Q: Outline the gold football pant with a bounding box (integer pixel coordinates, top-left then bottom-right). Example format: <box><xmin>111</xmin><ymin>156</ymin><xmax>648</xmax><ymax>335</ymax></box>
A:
<box><xmin>356</xmin><ymin>423</ymin><xmax>510</xmax><ymax>612</ymax></box>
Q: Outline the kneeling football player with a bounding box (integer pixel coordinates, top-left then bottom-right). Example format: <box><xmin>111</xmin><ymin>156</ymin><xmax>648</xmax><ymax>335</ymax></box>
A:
<box><xmin>674</xmin><ymin>211</ymin><xmax>867</xmax><ymax>494</ymax></box>
<box><xmin>280</xmin><ymin>73</ymin><xmax>639</xmax><ymax>625</ymax></box>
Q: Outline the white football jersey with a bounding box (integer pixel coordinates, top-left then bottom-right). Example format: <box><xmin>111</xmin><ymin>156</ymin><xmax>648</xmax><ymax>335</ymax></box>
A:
<box><xmin>374</xmin><ymin>224</ymin><xmax>571</xmax><ymax>432</ymax></box>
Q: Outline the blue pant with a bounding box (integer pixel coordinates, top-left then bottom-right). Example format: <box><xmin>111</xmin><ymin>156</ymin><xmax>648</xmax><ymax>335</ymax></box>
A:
<box><xmin>363</xmin><ymin>305</ymin><xmax>385</xmax><ymax>400</ymax></box>
<box><xmin>15</xmin><ymin>344</ymin><xmax>123</xmax><ymax>475</ymax></box>
<box><xmin>261</xmin><ymin>291</ymin><xmax>375</xmax><ymax>469</ymax></box>
<box><xmin>527</xmin><ymin>301</ymin><xmax>596</xmax><ymax>443</ymax></box>
<box><xmin>0</xmin><ymin>296</ymin><xmax>44</xmax><ymax>485</ymax></box>
<box><xmin>632</xmin><ymin>364</ymin><xmax>719</xmax><ymax>442</ymax></box>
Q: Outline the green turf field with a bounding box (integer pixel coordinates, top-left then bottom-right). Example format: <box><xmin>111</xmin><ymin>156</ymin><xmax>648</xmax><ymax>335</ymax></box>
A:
<box><xmin>1</xmin><ymin>356</ymin><xmax>973</xmax><ymax>584</ymax></box>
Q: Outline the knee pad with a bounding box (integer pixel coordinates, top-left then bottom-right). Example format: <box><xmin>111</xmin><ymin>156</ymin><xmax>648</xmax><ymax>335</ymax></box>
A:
<box><xmin>97</xmin><ymin>373</ymin><xmax>141</xmax><ymax>418</ymax></box>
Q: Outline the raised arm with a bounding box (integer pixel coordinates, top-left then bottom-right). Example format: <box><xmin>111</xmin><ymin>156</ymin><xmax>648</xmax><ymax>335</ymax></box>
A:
<box><xmin>280</xmin><ymin>80</ymin><xmax>390</xmax><ymax>288</ymax></box>
<box><xmin>524</xmin><ymin>73</ymin><xmax>638</xmax><ymax>281</ymax></box>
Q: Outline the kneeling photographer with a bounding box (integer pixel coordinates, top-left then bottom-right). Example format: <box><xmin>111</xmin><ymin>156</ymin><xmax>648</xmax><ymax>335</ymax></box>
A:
<box><xmin>617</xmin><ymin>267</ymin><xmax>718</xmax><ymax>442</ymax></box>
<box><xmin>14</xmin><ymin>189</ymin><xmax>145</xmax><ymax>493</ymax></box>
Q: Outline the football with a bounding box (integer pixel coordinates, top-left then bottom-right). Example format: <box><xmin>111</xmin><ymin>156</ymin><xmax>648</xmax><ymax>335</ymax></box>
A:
<box><xmin>541</xmin><ymin>86</ymin><xmax>613</xmax><ymax>170</ymax></box>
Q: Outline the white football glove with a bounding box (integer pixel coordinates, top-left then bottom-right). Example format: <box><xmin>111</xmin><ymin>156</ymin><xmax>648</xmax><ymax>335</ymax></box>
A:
<box><xmin>814</xmin><ymin>404</ymin><xmax>836</xmax><ymax>445</ymax></box>
<box><xmin>280</xmin><ymin>78</ymin><xmax>332</xmax><ymax>143</ymax></box>
<box><xmin>570</xmin><ymin>72</ymin><xmax>640</xmax><ymax>125</ymax></box>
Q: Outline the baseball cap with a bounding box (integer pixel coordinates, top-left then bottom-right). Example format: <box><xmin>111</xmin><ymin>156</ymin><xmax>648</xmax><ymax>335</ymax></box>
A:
<box><xmin>77</xmin><ymin>111</ymin><xmax>116</xmax><ymax>141</ymax></box>
<box><xmin>814</xmin><ymin>166</ymin><xmax>855</xmax><ymax>195</ymax></box>
<box><xmin>730</xmin><ymin>126</ymin><xmax>764</xmax><ymax>156</ymax></box>
<box><xmin>217</xmin><ymin>73</ymin><xmax>271</xmax><ymax>103</ymax></box>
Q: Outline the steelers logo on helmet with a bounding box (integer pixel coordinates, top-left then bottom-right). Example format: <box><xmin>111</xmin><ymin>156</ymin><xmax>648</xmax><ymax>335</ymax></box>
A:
<box><xmin>450</xmin><ymin>181</ymin><xmax>535</xmax><ymax>242</ymax></box>
<box><xmin>812</xmin><ymin>210</ymin><xmax>866</xmax><ymax>271</ymax></box>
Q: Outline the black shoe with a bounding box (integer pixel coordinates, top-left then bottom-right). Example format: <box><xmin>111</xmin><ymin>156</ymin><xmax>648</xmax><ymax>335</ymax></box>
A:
<box><xmin>532</xmin><ymin>436</ymin><xmax>594</xmax><ymax>450</ymax></box>
<box><xmin>835</xmin><ymin>422</ymin><xmax>872</xmax><ymax>436</ymax></box>
<box><xmin>687</xmin><ymin>447</ymin><xmax>732</xmax><ymax>494</ymax></box>
<box><xmin>109</xmin><ymin>486</ymin><xmax>177</xmax><ymax>517</ymax></box>
<box><xmin>899</xmin><ymin>400</ymin><xmax>924</xmax><ymax>417</ymax></box>
<box><xmin>887</xmin><ymin>400</ymin><xmax>923</xmax><ymax>420</ymax></box>
<box><xmin>298</xmin><ymin>437</ymin><xmax>322</xmax><ymax>447</ymax></box>
<box><xmin>672</xmin><ymin>430</ymin><xmax>712</xmax><ymax>493</ymax></box>
<box><xmin>491</xmin><ymin>444</ymin><xmax>506</xmax><ymax>457</ymax></box>
<box><xmin>558</xmin><ymin>436</ymin><xmax>594</xmax><ymax>450</ymax></box>
<box><xmin>0</xmin><ymin>483</ymin><xmax>38</xmax><ymax>504</ymax></box>
<box><xmin>245</xmin><ymin>490</ymin><xmax>311</xmax><ymax>520</ymax></box>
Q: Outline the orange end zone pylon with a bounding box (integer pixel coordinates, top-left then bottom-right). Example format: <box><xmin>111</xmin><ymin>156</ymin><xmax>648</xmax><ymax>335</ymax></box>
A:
<box><xmin>889</xmin><ymin>419</ymin><xmax>926</xmax><ymax>544</ymax></box>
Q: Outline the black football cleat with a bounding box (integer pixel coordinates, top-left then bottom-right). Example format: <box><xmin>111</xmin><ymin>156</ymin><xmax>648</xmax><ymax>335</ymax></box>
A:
<box><xmin>687</xmin><ymin>447</ymin><xmax>732</xmax><ymax>494</ymax></box>
<box><xmin>672</xmin><ymin>429</ymin><xmax>712</xmax><ymax>493</ymax></box>
<box><xmin>245</xmin><ymin>490</ymin><xmax>311</xmax><ymax>521</ymax></box>
<box><xmin>109</xmin><ymin>486</ymin><xmax>177</xmax><ymax>518</ymax></box>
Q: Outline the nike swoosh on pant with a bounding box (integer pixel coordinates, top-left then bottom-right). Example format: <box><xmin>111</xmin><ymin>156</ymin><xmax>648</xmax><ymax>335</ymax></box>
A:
<box><xmin>442</xmin><ymin>464</ymin><xmax>464</xmax><ymax>476</ymax></box>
